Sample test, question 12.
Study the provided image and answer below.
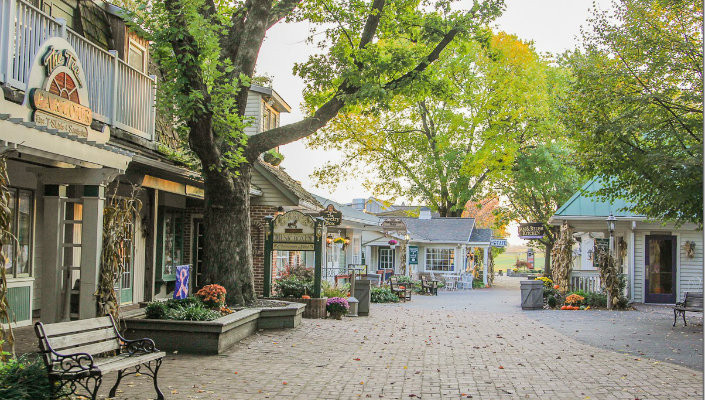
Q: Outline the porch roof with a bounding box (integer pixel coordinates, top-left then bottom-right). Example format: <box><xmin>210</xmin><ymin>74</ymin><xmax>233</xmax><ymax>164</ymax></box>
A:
<box><xmin>401</xmin><ymin>217</ymin><xmax>475</xmax><ymax>243</ymax></box>
<box><xmin>552</xmin><ymin>178</ymin><xmax>645</xmax><ymax>221</ymax></box>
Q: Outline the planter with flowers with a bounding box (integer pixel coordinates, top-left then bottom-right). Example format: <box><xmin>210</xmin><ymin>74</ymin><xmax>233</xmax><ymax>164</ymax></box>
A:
<box><xmin>326</xmin><ymin>297</ymin><xmax>350</xmax><ymax>319</ymax></box>
<box><xmin>333</xmin><ymin>237</ymin><xmax>346</xmax><ymax>248</ymax></box>
<box><xmin>125</xmin><ymin>284</ymin><xmax>305</xmax><ymax>354</ymax></box>
<box><xmin>388</xmin><ymin>239</ymin><xmax>398</xmax><ymax>249</ymax></box>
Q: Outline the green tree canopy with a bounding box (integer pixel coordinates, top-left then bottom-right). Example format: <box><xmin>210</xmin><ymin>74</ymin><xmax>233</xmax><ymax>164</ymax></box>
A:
<box><xmin>563</xmin><ymin>0</ymin><xmax>703</xmax><ymax>227</ymax></box>
<box><xmin>306</xmin><ymin>31</ymin><xmax>554</xmax><ymax>216</ymax></box>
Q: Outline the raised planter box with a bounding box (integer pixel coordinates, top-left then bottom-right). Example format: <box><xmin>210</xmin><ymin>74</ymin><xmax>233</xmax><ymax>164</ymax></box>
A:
<box><xmin>124</xmin><ymin>302</ymin><xmax>305</xmax><ymax>354</ymax></box>
<box><xmin>271</xmin><ymin>297</ymin><xmax>327</xmax><ymax>319</ymax></box>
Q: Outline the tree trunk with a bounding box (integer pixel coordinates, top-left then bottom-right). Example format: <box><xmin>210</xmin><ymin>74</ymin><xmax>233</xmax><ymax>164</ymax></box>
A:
<box><xmin>543</xmin><ymin>241</ymin><xmax>552</xmax><ymax>279</ymax></box>
<box><xmin>201</xmin><ymin>164</ymin><xmax>256</xmax><ymax>306</ymax></box>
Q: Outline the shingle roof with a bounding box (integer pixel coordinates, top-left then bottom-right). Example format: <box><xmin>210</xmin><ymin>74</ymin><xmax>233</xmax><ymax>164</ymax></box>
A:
<box><xmin>400</xmin><ymin>217</ymin><xmax>475</xmax><ymax>243</ymax></box>
<box><xmin>554</xmin><ymin>177</ymin><xmax>644</xmax><ymax>218</ymax></box>
<box><xmin>255</xmin><ymin>160</ymin><xmax>321</xmax><ymax>208</ymax></box>
<box><xmin>313</xmin><ymin>194</ymin><xmax>381</xmax><ymax>225</ymax></box>
<box><xmin>469</xmin><ymin>228</ymin><xmax>492</xmax><ymax>243</ymax></box>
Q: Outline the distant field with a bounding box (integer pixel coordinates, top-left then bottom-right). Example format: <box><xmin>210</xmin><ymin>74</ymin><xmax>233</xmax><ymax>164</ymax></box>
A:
<box><xmin>494</xmin><ymin>250</ymin><xmax>545</xmax><ymax>272</ymax></box>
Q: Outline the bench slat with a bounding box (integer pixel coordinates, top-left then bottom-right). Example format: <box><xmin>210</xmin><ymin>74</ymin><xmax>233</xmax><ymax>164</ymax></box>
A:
<box><xmin>62</xmin><ymin>339</ymin><xmax>121</xmax><ymax>356</ymax></box>
<box><xmin>95</xmin><ymin>352</ymin><xmax>165</xmax><ymax>373</ymax></box>
<box><xmin>49</xmin><ymin>327</ymin><xmax>117</xmax><ymax>351</ymax></box>
<box><xmin>42</xmin><ymin>317</ymin><xmax>113</xmax><ymax>337</ymax></box>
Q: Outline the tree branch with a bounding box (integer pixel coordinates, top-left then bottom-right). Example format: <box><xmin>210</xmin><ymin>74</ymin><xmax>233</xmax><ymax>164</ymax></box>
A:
<box><xmin>267</xmin><ymin>0</ymin><xmax>302</xmax><ymax>29</ymax></box>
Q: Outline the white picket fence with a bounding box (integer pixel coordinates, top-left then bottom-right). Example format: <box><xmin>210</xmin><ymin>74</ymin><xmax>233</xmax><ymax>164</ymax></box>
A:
<box><xmin>0</xmin><ymin>0</ymin><xmax>156</xmax><ymax>140</ymax></box>
<box><xmin>569</xmin><ymin>270</ymin><xmax>602</xmax><ymax>293</ymax></box>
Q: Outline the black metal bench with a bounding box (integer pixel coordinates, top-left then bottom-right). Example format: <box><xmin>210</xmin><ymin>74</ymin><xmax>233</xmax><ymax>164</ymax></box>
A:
<box><xmin>35</xmin><ymin>315</ymin><xmax>165</xmax><ymax>399</ymax></box>
<box><xmin>673</xmin><ymin>292</ymin><xmax>703</xmax><ymax>327</ymax></box>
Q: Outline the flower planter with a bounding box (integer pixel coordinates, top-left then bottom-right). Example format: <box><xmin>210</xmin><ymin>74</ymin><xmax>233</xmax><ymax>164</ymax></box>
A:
<box><xmin>124</xmin><ymin>302</ymin><xmax>305</xmax><ymax>354</ymax></box>
<box><xmin>329</xmin><ymin>312</ymin><xmax>344</xmax><ymax>320</ymax></box>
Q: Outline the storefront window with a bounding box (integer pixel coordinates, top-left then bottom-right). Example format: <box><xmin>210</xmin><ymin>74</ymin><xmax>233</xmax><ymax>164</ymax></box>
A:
<box><xmin>275</xmin><ymin>250</ymin><xmax>289</xmax><ymax>277</ymax></box>
<box><xmin>352</xmin><ymin>236</ymin><xmax>361</xmax><ymax>264</ymax></box>
<box><xmin>425</xmin><ymin>248</ymin><xmax>454</xmax><ymax>271</ymax></box>
<box><xmin>2</xmin><ymin>188</ymin><xmax>32</xmax><ymax>277</ymax></box>
<box><xmin>378</xmin><ymin>248</ymin><xmax>394</xmax><ymax>269</ymax></box>
<box><xmin>162</xmin><ymin>211</ymin><xmax>184</xmax><ymax>278</ymax></box>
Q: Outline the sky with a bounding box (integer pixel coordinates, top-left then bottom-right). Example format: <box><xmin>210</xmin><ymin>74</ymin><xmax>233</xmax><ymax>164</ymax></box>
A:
<box><xmin>255</xmin><ymin>0</ymin><xmax>614</xmax><ymax>244</ymax></box>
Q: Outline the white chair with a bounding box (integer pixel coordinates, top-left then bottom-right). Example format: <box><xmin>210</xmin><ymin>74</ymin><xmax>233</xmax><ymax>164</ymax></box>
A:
<box><xmin>458</xmin><ymin>273</ymin><xmax>474</xmax><ymax>290</ymax></box>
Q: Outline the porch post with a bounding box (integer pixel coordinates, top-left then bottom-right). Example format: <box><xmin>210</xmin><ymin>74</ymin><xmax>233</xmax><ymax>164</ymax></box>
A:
<box><xmin>483</xmin><ymin>246</ymin><xmax>489</xmax><ymax>286</ymax></box>
<box><xmin>78</xmin><ymin>185</ymin><xmax>105</xmax><ymax>319</ymax></box>
<box><xmin>40</xmin><ymin>184</ymin><xmax>66</xmax><ymax>323</ymax></box>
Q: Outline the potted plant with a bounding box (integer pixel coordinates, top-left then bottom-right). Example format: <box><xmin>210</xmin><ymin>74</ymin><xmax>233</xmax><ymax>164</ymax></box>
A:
<box><xmin>388</xmin><ymin>239</ymin><xmax>398</xmax><ymax>249</ymax></box>
<box><xmin>326</xmin><ymin>297</ymin><xmax>349</xmax><ymax>319</ymax></box>
<box><xmin>333</xmin><ymin>237</ymin><xmax>346</xmax><ymax>248</ymax></box>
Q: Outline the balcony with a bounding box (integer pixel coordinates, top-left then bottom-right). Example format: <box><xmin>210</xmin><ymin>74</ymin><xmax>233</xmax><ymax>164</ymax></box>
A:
<box><xmin>0</xmin><ymin>0</ymin><xmax>156</xmax><ymax>141</ymax></box>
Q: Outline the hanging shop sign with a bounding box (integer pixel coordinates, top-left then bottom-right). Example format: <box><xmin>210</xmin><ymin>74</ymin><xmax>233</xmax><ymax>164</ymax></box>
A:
<box><xmin>491</xmin><ymin>238</ymin><xmax>507</xmax><ymax>248</ymax></box>
<box><xmin>272</xmin><ymin>210</ymin><xmax>316</xmax><ymax>251</ymax></box>
<box><xmin>319</xmin><ymin>204</ymin><xmax>342</xmax><ymax>226</ymax></box>
<box><xmin>381</xmin><ymin>218</ymin><xmax>407</xmax><ymax>233</ymax></box>
<box><xmin>409</xmin><ymin>246</ymin><xmax>419</xmax><ymax>264</ymax></box>
<box><xmin>518</xmin><ymin>223</ymin><xmax>545</xmax><ymax>240</ymax></box>
<box><xmin>23</xmin><ymin>38</ymin><xmax>108</xmax><ymax>143</ymax></box>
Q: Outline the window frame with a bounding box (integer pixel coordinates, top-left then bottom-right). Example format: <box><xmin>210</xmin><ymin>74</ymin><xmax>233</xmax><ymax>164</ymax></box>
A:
<box><xmin>424</xmin><ymin>247</ymin><xmax>455</xmax><ymax>272</ymax></box>
<box><xmin>3</xmin><ymin>187</ymin><xmax>34</xmax><ymax>279</ymax></box>
<box><xmin>127</xmin><ymin>39</ymin><xmax>147</xmax><ymax>73</ymax></box>
<box><xmin>378</xmin><ymin>247</ymin><xmax>394</xmax><ymax>269</ymax></box>
<box><xmin>156</xmin><ymin>207</ymin><xmax>185</xmax><ymax>282</ymax></box>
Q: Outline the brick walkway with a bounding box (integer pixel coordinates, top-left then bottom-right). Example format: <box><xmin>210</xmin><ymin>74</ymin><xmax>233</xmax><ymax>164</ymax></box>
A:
<box><xmin>105</xmin><ymin>293</ymin><xmax>703</xmax><ymax>399</ymax></box>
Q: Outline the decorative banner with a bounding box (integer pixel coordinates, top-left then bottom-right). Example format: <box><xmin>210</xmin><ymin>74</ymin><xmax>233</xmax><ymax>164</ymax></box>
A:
<box><xmin>319</xmin><ymin>204</ymin><xmax>342</xmax><ymax>226</ymax></box>
<box><xmin>518</xmin><ymin>223</ymin><xmax>545</xmax><ymax>239</ymax></box>
<box><xmin>272</xmin><ymin>210</ymin><xmax>316</xmax><ymax>251</ymax></box>
<box><xmin>409</xmin><ymin>246</ymin><xmax>419</xmax><ymax>264</ymax></box>
<box><xmin>491</xmin><ymin>238</ymin><xmax>507</xmax><ymax>248</ymax></box>
<box><xmin>381</xmin><ymin>218</ymin><xmax>407</xmax><ymax>233</ymax></box>
<box><xmin>173</xmin><ymin>265</ymin><xmax>190</xmax><ymax>299</ymax></box>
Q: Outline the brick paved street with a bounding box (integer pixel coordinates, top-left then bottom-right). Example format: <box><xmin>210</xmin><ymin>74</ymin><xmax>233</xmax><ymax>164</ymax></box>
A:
<box><xmin>104</xmin><ymin>279</ymin><xmax>703</xmax><ymax>400</ymax></box>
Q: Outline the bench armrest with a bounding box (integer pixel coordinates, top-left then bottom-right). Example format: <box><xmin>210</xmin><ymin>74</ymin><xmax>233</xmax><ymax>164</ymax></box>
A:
<box><xmin>675</xmin><ymin>301</ymin><xmax>685</xmax><ymax>307</ymax></box>
<box><xmin>50</xmin><ymin>352</ymin><xmax>96</xmax><ymax>375</ymax></box>
<box><xmin>119</xmin><ymin>337</ymin><xmax>159</xmax><ymax>355</ymax></box>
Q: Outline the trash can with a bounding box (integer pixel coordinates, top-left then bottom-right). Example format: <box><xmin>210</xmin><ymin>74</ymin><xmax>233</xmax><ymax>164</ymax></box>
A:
<box><xmin>520</xmin><ymin>280</ymin><xmax>544</xmax><ymax>310</ymax></box>
<box><xmin>354</xmin><ymin>279</ymin><xmax>371</xmax><ymax>316</ymax></box>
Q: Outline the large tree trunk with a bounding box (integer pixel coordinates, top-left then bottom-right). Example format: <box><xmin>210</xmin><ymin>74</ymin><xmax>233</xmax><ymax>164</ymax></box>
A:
<box><xmin>543</xmin><ymin>241</ymin><xmax>553</xmax><ymax>279</ymax></box>
<box><xmin>201</xmin><ymin>164</ymin><xmax>256</xmax><ymax>305</ymax></box>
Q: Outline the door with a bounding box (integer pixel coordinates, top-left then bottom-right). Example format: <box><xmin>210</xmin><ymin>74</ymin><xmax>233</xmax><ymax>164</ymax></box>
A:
<box><xmin>193</xmin><ymin>219</ymin><xmax>205</xmax><ymax>288</ymax></box>
<box><xmin>118</xmin><ymin>217</ymin><xmax>135</xmax><ymax>305</ymax></box>
<box><xmin>645</xmin><ymin>235</ymin><xmax>677</xmax><ymax>304</ymax></box>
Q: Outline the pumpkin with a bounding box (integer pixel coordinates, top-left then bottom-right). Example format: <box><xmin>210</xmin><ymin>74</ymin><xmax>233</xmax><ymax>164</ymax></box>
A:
<box><xmin>553</xmin><ymin>285</ymin><xmax>560</xmax><ymax>289</ymax></box>
<box><xmin>301</xmin><ymin>295</ymin><xmax>311</xmax><ymax>300</ymax></box>
<box><xmin>561</xmin><ymin>305</ymin><xmax>568</xmax><ymax>310</ymax></box>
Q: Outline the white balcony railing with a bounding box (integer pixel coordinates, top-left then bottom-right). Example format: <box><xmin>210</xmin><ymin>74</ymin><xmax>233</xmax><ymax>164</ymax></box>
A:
<box><xmin>0</xmin><ymin>0</ymin><xmax>156</xmax><ymax>140</ymax></box>
<box><xmin>569</xmin><ymin>270</ymin><xmax>601</xmax><ymax>293</ymax></box>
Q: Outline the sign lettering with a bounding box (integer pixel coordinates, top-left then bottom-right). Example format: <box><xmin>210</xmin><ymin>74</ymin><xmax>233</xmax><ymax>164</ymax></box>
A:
<box><xmin>409</xmin><ymin>246</ymin><xmax>419</xmax><ymax>264</ymax></box>
<box><xmin>491</xmin><ymin>238</ymin><xmax>507</xmax><ymax>248</ymax></box>
<box><xmin>518</xmin><ymin>223</ymin><xmax>545</xmax><ymax>240</ymax></box>
<box><xmin>41</xmin><ymin>46</ymin><xmax>83</xmax><ymax>87</ymax></box>
<box><xmin>273</xmin><ymin>210</ymin><xmax>317</xmax><ymax>248</ymax></box>
<box><xmin>381</xmin><ymin>218</ymin><xmax>407</xmax><ymax>233</ymax></box>
<box><xmin>319</xmin><ymin>204</ymin><xmax>342</xmax><ymax>226</ymax></box>
<box><xmin>33</xmin><ymin>110</ymin><xmax>89</xmax><ymax>137</ymax></box>
<box><xmin>31</xmin><ymin>89</ymin><xmax>92</xmax><ymax>126</ymax></box>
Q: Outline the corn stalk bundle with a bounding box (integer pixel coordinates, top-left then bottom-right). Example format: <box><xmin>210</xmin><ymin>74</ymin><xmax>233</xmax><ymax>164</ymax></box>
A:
<box><xmin>96</xmin><ymin>187</ymin><xmax>142</xmax><ymax>321</ymax></box>
<box><xmin>550</xmin><ymin>221</ymin><xmax>574</xmax><ymax>294</ymax></box>
<box><xmin>594</xmin><ymin>246</ymin><xmax>619</xmax><ymax>309</ymax></box>
<box><xmin>487</xmin><ymin>250</ymin><xmax>495</xmax><ymax>286</ymax></box>
<box><xmin>0</xmin><ymin>154</ymin><xmax>14</xmax><ymax>360</ymax></box>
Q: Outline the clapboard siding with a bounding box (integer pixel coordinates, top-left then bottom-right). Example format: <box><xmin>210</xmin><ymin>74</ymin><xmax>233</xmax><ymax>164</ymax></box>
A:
<box><xmin>678</xmin><ymin>231</ymin><xmax>703</xmax><ymax>302</ymax></box>
<box><xmin>244</xmin><ymin>92</ymin><xmax>262</xmax><ymax>136</ymax></box>
<box><xmin>633</xmin><ymin>233</ymin><xmax>645</xmax><ymax>303</ymax></box>
<box><xmin>250</xmin><ymin>169</ymin><xmax>293</xmax><ymax>206</ymax></box>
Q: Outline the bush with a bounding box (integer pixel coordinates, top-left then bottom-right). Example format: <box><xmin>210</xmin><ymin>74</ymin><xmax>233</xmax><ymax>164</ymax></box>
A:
<box><xmin>0</xmin><ymin>355</ymin><xmax>56</xmax><ymax>400</ymax></box>
<box><xmin>195</xmin><ymin>284</ymin><xmax>227</xmax><ymax>309</ymax></box>
<box><xmin>371</xmin><ymin>287</ymin><xmax>400</xmax><ymax>303</ymax></box>
<box><xmin>166</xmin><ymin>304</ymin><xmax>221</xmax><ymax>321</ymax></box>
<box><xmin>281</xmin><ymin>264</ymin><xmax>314</xmax><ymax>281</ymax></box>
<box><xmin>145</xmin><ymin>301</ymin><xmax>169</xmax><ymax>319</ymax></box>
<box><xmin>322</xmin><ymin>281</ymin><xmax>350</xmax><ymax>298</ymax></box>
<box><xmin>275</xmin><ymin>277</ymin><xmax>312</xmax><ymax>298</ymax></box>
<box><xmin>547</xmin><ymin>295</ymin><xmax>558</xmax><ymax>308</ymax></box>
<box><xmin>472</xmin><ymin>279</ymin><xmax>485</xmax><ymax>288</ymax></box>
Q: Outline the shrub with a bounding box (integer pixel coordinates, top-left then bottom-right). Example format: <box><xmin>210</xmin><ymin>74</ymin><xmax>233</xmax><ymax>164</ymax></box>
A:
<box><xmin>322</xmin><ymin>281</ymin><xmax>350</xmax><ymax>298</ymax></box>
<box><xmin>547</xmin><ymin>295</ymin><xmax>558</xmax><ymax>308</ymax></box>
<box><xmin>326</xmin><ymin>297</ymin><xmax>350</xmax><ymax>315</ymax></box>
<box><xmin>472</xmin><ymin>279</ymin><xmax>485</xmax><ymax>289</ymax></box>
<box><xmin>145</xmin><ymin>301</ymin><xmax>169</xmax><ymax>319</ymax></box>
<box><xmin>0</xmin><ymin>355</ymin><xmax>57</xmax><ymax>400</ymax></box>
<box><xmin>371</xmin><ymin>287</ymin><xmax>400</xmax><ymax>303</ymax></box>
<box><xmin>275</xmin><ymin>277</ymin><xmax>312</xmax><ymax>298</ymax></box>
<box><xmin>166</xmin><ymin>304</ymin><xmax>221</xmax><ymax>321</ymax></box>
<box><xmin>195</xmin><ymin>284</ymin><xmax>227</xmax><ymax>309</ymax></box>
<box><xmin>281</xmin><ymin>264</ymin><xmax>314</xmax><ymax>281</ymax></box>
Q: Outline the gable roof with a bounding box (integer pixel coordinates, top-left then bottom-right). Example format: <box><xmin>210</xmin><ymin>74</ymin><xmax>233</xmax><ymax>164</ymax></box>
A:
<box><xmin>400</xmin><ymin>217</ymin><xmax>475</xmax><ymax>243</ymax></box>
<box><xmin>254</xmin><ymin>160</ymin><xmax>321</xmax><ymax>209</ymax></box>
<box><xmin>554</xmin><ymin>178</ymin><xmax>644</xmax><ymax>219</ymax></box>
<box><xmin>313</xmin><ymin>195</ymin><xmax>381</xmax><ymax>226</ymax></box>
<box><xmin>469</xmin><ymin>228</ymin><xmax>492</xmax><ymax>243</ymax></box>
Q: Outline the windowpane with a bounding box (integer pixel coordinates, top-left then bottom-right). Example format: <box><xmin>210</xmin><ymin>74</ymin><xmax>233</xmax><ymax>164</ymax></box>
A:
<box><xmin>425</xmin><ymin>248</ymin><xmax>455</xmax><ymax>271</ymax></box>
<box><xmin>378</xmin><ymin>248</ymin><xmax>394</xmax><ymax>269</ymax></box>
<box><xmin>2</xmin><ymin>190</ymin><xmax>16</xmax><ymax>275</ymax></box>
<box><xmin>16</xmin><ymin>190</ymin><xmax>31</xmax><ymax>275</ymax></box>
<box><xmin>128</xmin><ymin>45</ymin><xmax>145</xmax><ymax>72</ymax></box>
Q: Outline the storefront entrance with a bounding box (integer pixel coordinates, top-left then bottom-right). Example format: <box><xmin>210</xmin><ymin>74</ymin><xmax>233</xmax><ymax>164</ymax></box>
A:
<box><xmin>645</xmin><ymin>235</ymin><xmax>677</xmax><ymax>304</ymax></box>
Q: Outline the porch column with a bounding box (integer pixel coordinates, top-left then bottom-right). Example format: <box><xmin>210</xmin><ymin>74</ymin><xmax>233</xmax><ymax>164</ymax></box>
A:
<box><xmin>40</xmin><ymin>184</ymin><xmax>66</xmax><ymax>323</ymax></box>
<box><xmin>483</xmin><ymin>246</ymin><xmax>489</xmax><ymax>286</ymax></box>
<box><xmin>78</xmin><ymin>184</ymin><xmax>105</xmax><ymax>319</ymax></box>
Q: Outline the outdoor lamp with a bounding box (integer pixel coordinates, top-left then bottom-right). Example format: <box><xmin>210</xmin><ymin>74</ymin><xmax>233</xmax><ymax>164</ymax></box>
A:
<box><xmin>326</xmin><ymin>235</ymin><xmax>333</xmax><ymax>245</ymax></box>
<box><xmin>606</xmin><ymin>213</ymin><xmax>616</xmax><ymax>233</ymax></box>
<box><xmin>404</xmin><ymin>233</ymin><xmax>410</xmax><ymax>241</ymax></box>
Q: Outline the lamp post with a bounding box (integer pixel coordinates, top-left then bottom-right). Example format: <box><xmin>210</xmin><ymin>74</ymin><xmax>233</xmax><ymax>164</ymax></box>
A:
<box><xmin>404</xmin><ymin>233</ymin><xmax>410</xmax><ymax>277</ymax></box>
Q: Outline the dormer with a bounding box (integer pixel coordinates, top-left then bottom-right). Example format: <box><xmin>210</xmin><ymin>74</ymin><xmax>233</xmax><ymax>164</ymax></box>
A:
<box><xmin>244</xmin><ymin>85</ymin><xmax>291</xmax><ymax>136</ymax></box>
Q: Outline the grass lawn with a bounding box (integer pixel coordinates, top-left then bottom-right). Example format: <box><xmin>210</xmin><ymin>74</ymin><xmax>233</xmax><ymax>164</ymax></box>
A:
<box><xmin>494</xmin><ymin>251</ymin><xmax>545</xmax><ymax>272</ymax></box>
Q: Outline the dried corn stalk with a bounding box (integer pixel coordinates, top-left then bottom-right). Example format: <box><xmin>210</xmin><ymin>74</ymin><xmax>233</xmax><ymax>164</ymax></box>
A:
<box><xmin>96</xmin><ymin>186</ymin><xmax>142</xmax><ymax>322</ymax></box>
<box><xmin>0</xmin><ymin>154</ymin><xmax>14</xmax><ymax>360</ymax></box>
<box><xmin>487</xmin><ymin>250</ymin><xmax>495</xmax><ymax>286</ymax></box>
<box><xmin>550</xmin><ymin>221</ymin><xmax>574</xmax><ymax>294</ymax></box>
<box><xmin>594</xmin><ymin>246</ymin><xmax>619</xmax><ymax>309</ymax></box>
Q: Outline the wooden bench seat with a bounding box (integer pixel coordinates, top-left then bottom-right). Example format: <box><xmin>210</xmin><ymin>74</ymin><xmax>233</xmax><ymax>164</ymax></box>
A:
<box><xmin>673</xmin><ymin>292</ymin><xmax>703</xmax><ymax>327</ymax></box>
<box><xmin>35</xmin><ymin>315</ymin><xmax>165</xmax><ymax>399</ymax></box>
<box><xmin>389</xmin><ymin>277</ymin><xmax>412</xmax><ymax>302</ymax></box>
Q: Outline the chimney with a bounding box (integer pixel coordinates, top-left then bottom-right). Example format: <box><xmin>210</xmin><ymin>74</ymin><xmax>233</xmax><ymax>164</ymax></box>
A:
<box><xmin>419</xmin><ymin>209</ymin><xmax>432</xmax><ymax>219</ymax></box>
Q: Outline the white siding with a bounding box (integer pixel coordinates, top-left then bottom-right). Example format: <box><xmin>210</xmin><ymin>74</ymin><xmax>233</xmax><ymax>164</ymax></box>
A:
<box><xmin>633</xmin><ymin>233</ymin><xmax>645</xmax><ymax>303</ymax></box>
<box><xmin>250</xmin><ymin>169</ymin><xmax>294</xmax><ymax>206</ymax></box>
<box><xmin>244</xmin><ymin>91</ymin><xmax>262</xmax><ymax>136</ymax></box>
<box><xmin>677</xmin><ymin>231</ymin><xmax>703</xmax><ymax>301</ymax></box>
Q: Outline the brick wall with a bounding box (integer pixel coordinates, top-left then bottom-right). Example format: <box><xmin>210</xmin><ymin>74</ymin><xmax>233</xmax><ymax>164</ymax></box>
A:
<box><xmin>250</xmin><ymin>205</ymin><xmax>278</xmax><ymax>296</ymax></box>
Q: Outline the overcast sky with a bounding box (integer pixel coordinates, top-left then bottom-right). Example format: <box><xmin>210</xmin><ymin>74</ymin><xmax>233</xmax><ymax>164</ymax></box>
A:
<box><xmin>255</xmin><ymin>0</ymin><xmax>614</xmax><ymax>205</ymax></box>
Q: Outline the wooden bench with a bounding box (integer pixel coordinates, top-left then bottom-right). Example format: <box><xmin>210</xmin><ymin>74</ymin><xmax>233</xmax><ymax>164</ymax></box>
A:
<box><xmin>419</xmin><ymin>274</ymin><xmax>438</xmax><ymax>296</ymax></box>
<box><xmin>34</xmin><ymin>315</ymin><xmax>165</xmax><ymax>400</ymax></box>
<box><xmin>389</xmin><ymin>277</ymin><xmax>412</xmax><ymax>302</ymax></box>
<box><xmin>673</xmin><ymin>292</ymin><xmax>703</xmax><ymax>327</ymax></box>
